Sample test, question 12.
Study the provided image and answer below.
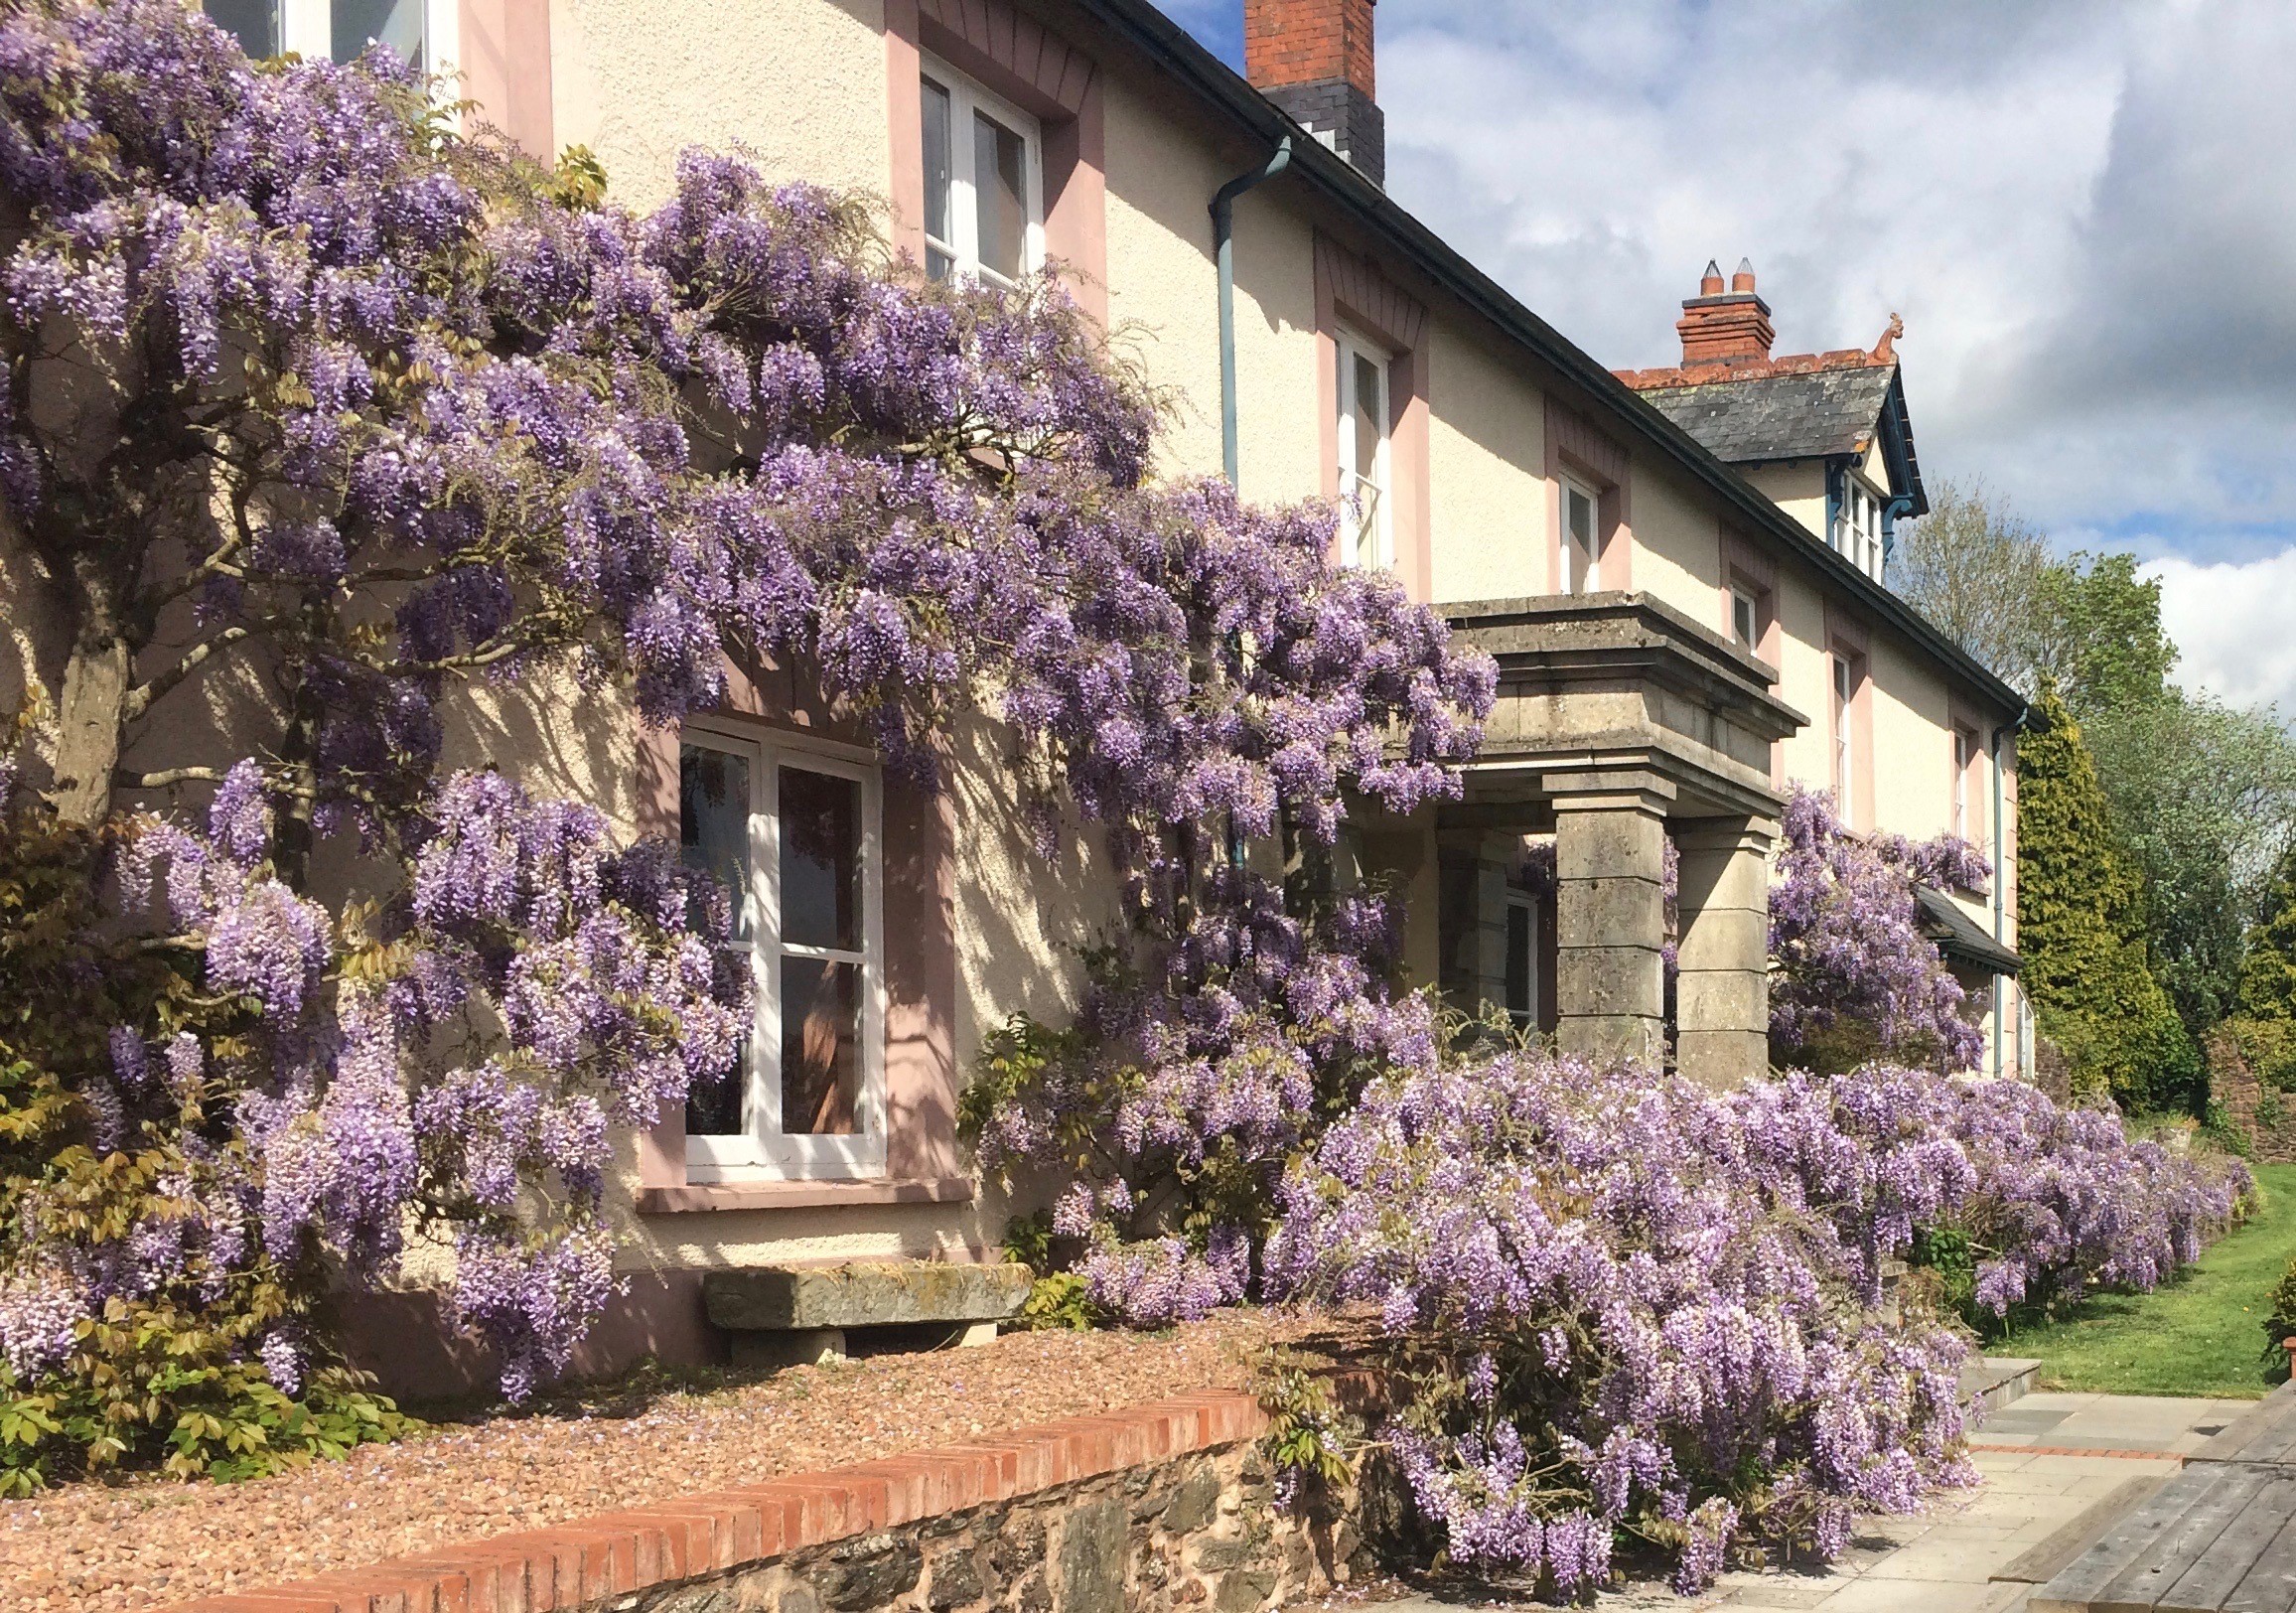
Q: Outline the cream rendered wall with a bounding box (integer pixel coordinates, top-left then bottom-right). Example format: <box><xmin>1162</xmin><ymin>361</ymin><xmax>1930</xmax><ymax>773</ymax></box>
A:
<box><xmin>548</xmin><ymin>0</ymin><xmax>892</xmax><ymax>209</ymax></box>
<box><xmin>1623</xmin><ymin>458</ymin><xmax>1722</xmax><ymax>627</ymax></box>
<box><xmin>1424</xmin><ymin>324</ymin><xmax>1547</xmax><ymax>603</ymax></box>
<box><xmin>1099</xmin><ymin>75</ymin><xmax>1322</xmax><ymax>498</ymax></box>
<box><xmin>1741</xmin><ymin>462</ymin><xmax>1826</xmax><ymax>540</ymax></box>
<box><xmin>1867</xmin><ymin>634</ymin><xmax>1954</xmax><ymax>841</ymax></box>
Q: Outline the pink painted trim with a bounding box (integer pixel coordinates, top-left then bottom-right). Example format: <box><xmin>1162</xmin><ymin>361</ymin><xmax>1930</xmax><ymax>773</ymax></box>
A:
<box><xmin>1822</xmin><ymin>606</ymin><xmax>1876</xmax><ymax>832</ymax></box>
<box><xmin>1719</xmin><ymin>527</ymin><xmax>1783</xmax><ymax>779</ymax></box>
<box><xmin>453</xmin><ymin>0</ymin><xmax>552</xmax><ymax>157</ymax></box>
<box><xmin>637</xmin><ymin>651</ymin><xmax>958</xmax><ymax>1195</ymax></box>
<box><xmin>1313</xmin><ymin>234</ymin><xmax>1430</xmax><ymax>599</ymax></box>
<box><xmin>1544</xmin><ymin>398</ymin><xmax>1633</xmax><ymax>591</ymax></box>
<box><xmin>886</xmin><ymin>0</ymin><xmax>928</xmax><ymax>264</ymax></box>
<box><xmin>887</xmin><ymin>0</ymin><xmax>1108</xmax><ymax>320</ymax></box>
<box><xmin>163</xmin><ymin>1393</ymin><xmax>1274</xmax><ymax>1613</ymax></box>
<box><xmin>637</xmin><ymin>1176</ymin><xmax>975</xmax><ymax>1214</ymax></box>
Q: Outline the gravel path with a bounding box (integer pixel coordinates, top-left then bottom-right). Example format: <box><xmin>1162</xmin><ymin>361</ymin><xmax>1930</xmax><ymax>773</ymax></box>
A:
<box><xmin>1</xmin><ymin>1313</ymin><xmax>1284</xmax><ymax>1613</ymax></box>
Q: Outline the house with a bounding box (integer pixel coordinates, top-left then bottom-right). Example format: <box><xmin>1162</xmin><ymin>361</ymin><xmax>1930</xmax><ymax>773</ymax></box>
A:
<box><xmin>1616</xmin><ymin>265</ymin><xmax>2026</xmax><ymax>1046</ymax></box>
<box><xmin>194</xmin><ymin>0</ymin><xmax>2027</xmax><ymax>1391</ymax></box>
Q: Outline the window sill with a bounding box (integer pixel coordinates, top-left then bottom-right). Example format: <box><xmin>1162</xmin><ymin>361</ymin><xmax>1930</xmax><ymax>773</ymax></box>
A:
<box><xmin>637</xmin><ymin>1176</ymin><xmax>976</xmax><ymax>1215</ymax></box>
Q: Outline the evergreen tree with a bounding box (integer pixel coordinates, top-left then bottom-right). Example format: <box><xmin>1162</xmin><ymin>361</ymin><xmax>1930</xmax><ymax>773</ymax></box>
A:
<box><xmin>2017</xmin><ymin>683</ymin><xmax>2202</xmax><ymax>1109</ymax></box>
<box><xmin>2239</xmin><ymin>848</ymin><xmax>2296</xmax><ymax>1022</ymax></box>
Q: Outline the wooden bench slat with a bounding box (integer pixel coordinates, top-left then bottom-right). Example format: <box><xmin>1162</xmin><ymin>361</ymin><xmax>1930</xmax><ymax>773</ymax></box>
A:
<box><xmin>2193</xmin><ymin>1384</ymin><xmax>2296</xmax><ymax>1467</ymax></box>
<box><xmin>2224</xmin><ymin>1503</ymin><xmax>2296</xmax><ymax>1613</ymax></box>
<box><xmin>2155</xmin><ymin>1475</ymin><xmax>2296</xmax><ymax>1612</ymax></box>
<box><xmin>2036</xmin><ymin>1468</ymin><xmax>2245</xmax><ymax>1610</ymax></box>
<box><xmin>2094</xmin><ymin>1466</ymin><xmax>2268</xmax><ymax>1610</ymax></box>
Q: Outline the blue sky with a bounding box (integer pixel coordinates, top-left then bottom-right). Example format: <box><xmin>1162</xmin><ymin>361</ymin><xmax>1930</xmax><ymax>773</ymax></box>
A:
<box><xmin>1162</xmin><ymin>1</ymin><xmax>2296</xmax><ymax>714</ymax></box>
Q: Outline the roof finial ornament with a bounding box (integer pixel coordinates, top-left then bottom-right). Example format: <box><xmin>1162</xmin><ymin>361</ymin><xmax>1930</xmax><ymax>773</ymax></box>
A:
<box><xmin>1872</xmin><ymin>312</ymin><xmax>1904</xmax><ymax>364</ymax></box>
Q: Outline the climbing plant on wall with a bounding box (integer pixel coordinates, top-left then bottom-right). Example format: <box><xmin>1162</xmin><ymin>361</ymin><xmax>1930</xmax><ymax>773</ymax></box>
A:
<box><xmin>0</xmin><ymin>0</ymin><xmax>1492</xmax><ymax>1478</ymax></box>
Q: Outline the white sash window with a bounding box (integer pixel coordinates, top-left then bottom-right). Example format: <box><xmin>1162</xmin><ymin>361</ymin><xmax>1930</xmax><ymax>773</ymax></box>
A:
<box><xmin>921</xmin><ymin>58</ymin><xmax>1044</xmax><ymax>287</ymax></box>
<box><xmin>204</xmin><ymin>0</ymin><xmax>453</xmax><ymax>69</ymax></box>
<box><xmin>679</xmin><ymin>725</ymin><xmax>888</xmax><ymax>1182</ymax></box>
<box><xmin>1336</xmin><ymin>326</ymin><xmax>1392</xmax><ymax>570</ymax></box>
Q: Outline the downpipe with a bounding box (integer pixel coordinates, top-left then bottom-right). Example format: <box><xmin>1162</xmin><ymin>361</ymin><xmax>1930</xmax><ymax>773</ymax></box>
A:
<box><xmin>1211</xmin><ymin>137</ymin><xmax>1292</xmax><ymax>490</ymax></box>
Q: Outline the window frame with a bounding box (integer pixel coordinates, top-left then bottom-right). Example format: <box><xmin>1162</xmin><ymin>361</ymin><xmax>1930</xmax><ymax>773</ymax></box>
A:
<box><xmin>1951</xmin><ymin>726</ymin><xmax>1972</xmax><ymax>841</ymax></box>
<box><xmin>207</xmin><ymin>0</ymin><xmax>455</xmax><ymax>71</ymax></box>
<box><xmin>919</xmin><ymin>54</ymin><xmax>1046</xmax><ymax>290</ymax></box>
<box><xmin>1560</xmin><ymin>473</ymin><xmax>1603</xmax><ymax>594</ymax></box>
<box><xmin>1335</xmin><ymin>323</ymin><xmax>1393</xmax><ymax>570</ymax></box>
<box><xmin>1831</xmin><ymin>652</ymin><xmax>1858</xmax><ymax>821</ymax></box>
<box><xmin>678</xmin><ymin>719</ymin><xmax>889</xmax><ymax>1183</ymax></box>
<box><xmin>1729</xmin><ymin>586</ymin><xmax>1759</xmax><ymax>652</ymax></box>
<box><xmin>1503</xmin><ymin>888</ymin><xmax>1540</xmax><ymax>1031</ymax></box>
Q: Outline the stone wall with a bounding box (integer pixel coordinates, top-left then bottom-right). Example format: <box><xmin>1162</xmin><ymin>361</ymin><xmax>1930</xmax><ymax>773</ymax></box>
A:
<box><xmin>169</xmin><ymin>1393</ymin><xmax>1360</xmax><ymax>1613</ymax></box>
<box><xmin>632</xmin><ymin>1441</ymin><xmax>1353</xmax><ymax>1613</ymax></box>
<box><xmin>2210</xmin><ymin>1029</ymin><xmax>2296</xmax><ymax>1164</ymax></box>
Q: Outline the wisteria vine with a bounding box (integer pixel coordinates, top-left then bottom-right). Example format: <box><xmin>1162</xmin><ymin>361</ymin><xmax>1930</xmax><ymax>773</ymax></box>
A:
<box><xmin>0</xmin><ymin>0</ymin><xmax>1490</xmax><ymax>1408</ymax></box>
<box><xmin>1266</xmin><ymin>1050</ymin><xmax>2247</xmax><ymax>1596</ymax></box>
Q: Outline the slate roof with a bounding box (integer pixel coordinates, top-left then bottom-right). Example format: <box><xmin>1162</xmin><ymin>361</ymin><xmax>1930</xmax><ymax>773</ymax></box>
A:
<box><xmin>1632</xmin><ymin>364</ymin><xmax>1901</xmax><ymax>466</ymax></box>
<box><xmin>1916</xmin><ymin>886</ymin><xmax>2020</xmax><ymax>976</ymax></box>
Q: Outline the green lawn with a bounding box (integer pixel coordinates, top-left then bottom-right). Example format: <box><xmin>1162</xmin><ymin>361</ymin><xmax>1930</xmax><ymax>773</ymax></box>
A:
<box><xmin>1997</xmin><ymin>1163</ymin><xmax>2296</xmax><ymax>1398</ymax></box>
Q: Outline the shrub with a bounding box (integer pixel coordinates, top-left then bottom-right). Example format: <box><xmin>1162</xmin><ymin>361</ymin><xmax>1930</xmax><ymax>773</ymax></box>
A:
<box><xmin>2017</xmin><ymin>687</ymin><xmax>2202</xmax><ymax>1110</ymax></box>
<box><xmin>1768</xmin><ymin>787</ymin><xmax>1990</xmax><ymax>1074</ymax></box>
<box><xmin>1263</xmin><ymin>1051</ymin><xmax>2249</xmax><ymax>1595</ymax></box>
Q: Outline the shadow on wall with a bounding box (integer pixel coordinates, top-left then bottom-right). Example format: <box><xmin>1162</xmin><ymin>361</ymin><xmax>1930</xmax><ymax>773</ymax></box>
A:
<box><xmin>339</xmin><ymin>1269</ymin><xmax>724</xmax><ymax>1405</ymax></box>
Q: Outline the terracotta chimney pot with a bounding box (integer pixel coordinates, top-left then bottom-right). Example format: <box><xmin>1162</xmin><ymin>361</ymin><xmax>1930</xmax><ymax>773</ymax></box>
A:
<box><xmin>1674</xmin><ymin>259</ymin><xmax>1775</xmax><ymax>367</ymax></box>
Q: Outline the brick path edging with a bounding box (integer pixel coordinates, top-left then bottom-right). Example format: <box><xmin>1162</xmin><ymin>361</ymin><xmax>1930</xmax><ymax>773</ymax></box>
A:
<box><xmin>169</xmin><ymin>1390</ymin><xmax>1271</xmax><ymax>1613</ymax></box>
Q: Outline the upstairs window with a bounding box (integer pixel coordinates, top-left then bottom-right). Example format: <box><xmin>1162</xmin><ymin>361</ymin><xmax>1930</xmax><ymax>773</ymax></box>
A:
<box><xmin>679</xmin><ymin>725</ymin><xmax>886</xmax><ymax>1181</ymax></box>
<box><xmin>1730</xmin><ymin>586</ymin><xmax>1759</xmax><ymax>652</ymax></box>
<box><xmin>921</xmin><ymin>60</ymin><xmax>1043</xmax><ymax>287</ymax></box>
<box><xmin>1562</xmin><ymin>476</ymin><xmax>1601</xmax><ymax>593</ymax></box>
<box><xmin>1336</xmin><ymin>327</ymin><xmax>1392</xmax><ymax>569</ymax></box>
<box><xmin>1835</xmin><ymin>475</ymin><xmax>1885</xmax><ymax>579</ymax></box>
<box><xmin>1952</xmin><ymin>725</ymin><xmax>1979</xmax><ymax>844</ymax></box>
<box><xmin>1831</xmin><ymin>653</ymin><xmax>1858</xmax><ymax>821</ymax></box>
<box><xmin>204</xmin><ymin>0</ymin><xmax>439</xmax><ymax>67</ymax></box>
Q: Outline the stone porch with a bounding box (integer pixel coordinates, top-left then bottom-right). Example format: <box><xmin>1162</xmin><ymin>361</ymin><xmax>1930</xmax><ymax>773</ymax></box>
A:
<box><xmin>1394</xmin><ymin>592</ymin><xmax>1804</xmax><ymax>1090</ymax></box>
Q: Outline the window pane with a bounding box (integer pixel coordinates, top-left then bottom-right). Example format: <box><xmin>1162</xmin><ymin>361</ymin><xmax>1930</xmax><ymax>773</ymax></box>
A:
<box><xmin>685</xmin><ymin>1042</ymin><xmax>747</xmax><ymax>1136</ymax></box>
<box><xmin>680</xmin><ymin>745</ymin><xmax>751</xmax><ymax>943</ymax></box>
<box><xmin>1353</xmin><ymin>352</ymin><xmax>1382</xmax><ymax>484</ymax></box>
<box><xmin>922</xmin><ymin>76</ymin><xmax>952</xmax><ymax>278</ymax></box>
<box><xmin>782</xmin><ymin>957</ymin><xmax>860</xmax><ymax>1135</ymax></box>
<box><xmin>1732</xmin><ymin>593</ymin><xmax>1756</xmax><ymax>649</ymax></box>
<box><xmin>780</xmin><ymin>766</ymin><xmax>861</xmax><ymax>951</ymax></box>
<box><xmin>1505</xmin><ymin>902</ymin><xmax>1532</xmax><ymax>1021</ymax></box>
<box><xmin>204</xmin><ymin>0</ymin><xmax>279</xmax><ymax>56</ymax></box>
<box><xmin>974</xmin><ymin>110</ymin><xmax>1027</xmax><ymax>279</ymax></box>
<box><xmin>1567</xmin><ymin>487</ymin><xmax>1597</xmax><ymax>592</ymax></box>
<box><xmin>333</xmin><ymin>0</ymin><xmax>424</xmax><ymax>65</ymax></box>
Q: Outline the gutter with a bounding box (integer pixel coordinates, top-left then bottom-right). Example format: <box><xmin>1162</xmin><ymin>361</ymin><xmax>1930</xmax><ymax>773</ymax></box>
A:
<box><xmin>1068</xmin><ymin>0</ymin><xmax>2025</xmax><ymax>721</ymax></box>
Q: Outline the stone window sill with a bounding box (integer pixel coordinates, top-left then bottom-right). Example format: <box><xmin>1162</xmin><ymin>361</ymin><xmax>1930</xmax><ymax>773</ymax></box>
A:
<box><xmin>636</xmin><ymin>1176</ymin><xmax>975</xmax><ymax>1215</ymax></box>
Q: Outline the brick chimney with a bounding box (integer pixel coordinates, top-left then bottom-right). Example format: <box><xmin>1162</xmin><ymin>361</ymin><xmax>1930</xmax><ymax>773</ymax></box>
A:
<box><xmin>1244</xmin><ymin>0</ymin><xmax>1384</xmax><ymax>185</ymax></box>
<box><xmin>1675</xmin><ymin>257</ymin><xmax>1776</xmax><ymax>366</ymax></box>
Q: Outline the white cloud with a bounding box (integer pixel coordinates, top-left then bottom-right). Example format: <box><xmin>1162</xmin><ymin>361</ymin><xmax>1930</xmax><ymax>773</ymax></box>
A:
<box><xmin>2146</xmin><ymin>549</ymin><xmax>2296</xmax><ymax>715</ymax></box>
<box><xmin>1327</xmin><ymin>0</ymin><xmax>2296</xmax><ymax>702</ymax></box>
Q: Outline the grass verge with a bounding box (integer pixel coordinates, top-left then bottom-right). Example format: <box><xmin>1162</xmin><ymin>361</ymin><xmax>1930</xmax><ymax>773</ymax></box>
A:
<box><xmin>2000</xmin><ymin>1162</ymin><xmax>2296</xmax><ymax>1398</ymax></box>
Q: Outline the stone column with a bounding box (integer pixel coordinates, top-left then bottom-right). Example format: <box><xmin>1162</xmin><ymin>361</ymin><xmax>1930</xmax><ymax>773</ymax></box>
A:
<box><xmin>1548</xmin><ymin>773</ymin><xmax>1674</xmax><ymax>1068</ymax></box>
<box><xmin>1674</xmin><ymin>815</ymin><xmax>1776</xmax><ymax>1090</ymax></box>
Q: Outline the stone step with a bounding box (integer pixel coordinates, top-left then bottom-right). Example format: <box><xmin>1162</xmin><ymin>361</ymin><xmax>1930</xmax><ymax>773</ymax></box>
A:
<box><xmin>1961</xmin><ymin>1355</ymin><xmax>2043</xmax><ymax>1416</ymax></box>
<box><xmin>704</xmin><ymin>1260</ymin><xmax>1036</xmax><ymax>1369</ymax></box>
